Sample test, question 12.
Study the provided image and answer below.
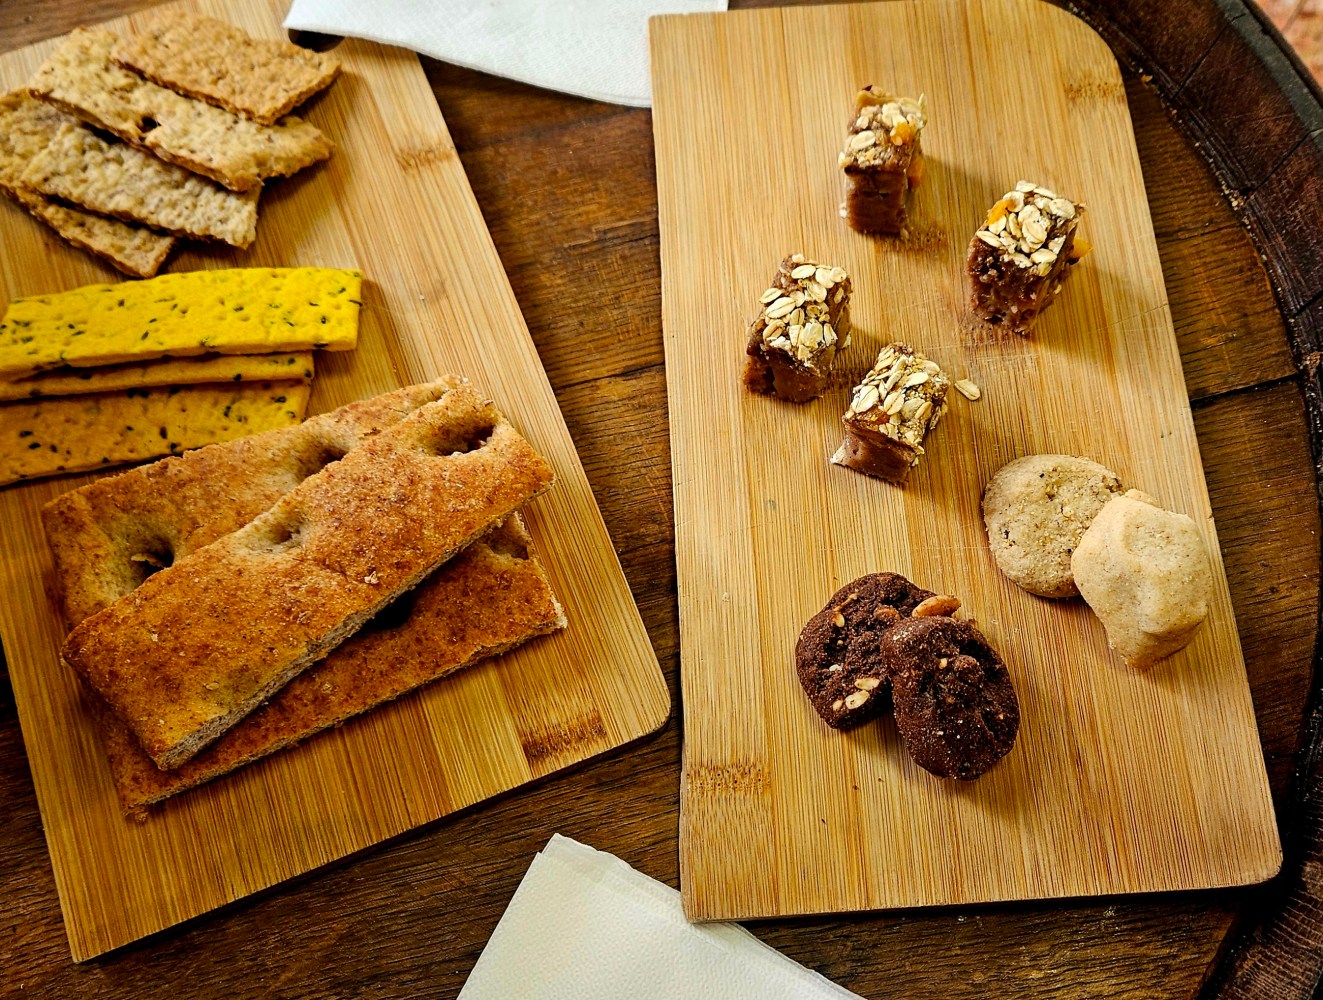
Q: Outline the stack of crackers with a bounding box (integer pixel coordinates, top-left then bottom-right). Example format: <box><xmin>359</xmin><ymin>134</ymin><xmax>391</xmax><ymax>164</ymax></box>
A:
<box><xmin>42</xmin><ymin>379</ymin><xmax>565</xmax><ymax>816</ymax></box>
<box><xmin>0</xmin><ymin>11</ymin><xmax>341</xmax><ymax>277</ymax></box>
<box><xmin>0</xmin><ymin>266</ymin><xmax>362</xmax><ymax>485</ymax></box>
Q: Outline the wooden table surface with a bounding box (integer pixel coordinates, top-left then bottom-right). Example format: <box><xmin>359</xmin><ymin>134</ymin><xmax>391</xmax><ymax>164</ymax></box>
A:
<box><xmin>1</xmin><ymin>1</ymin><xmax>1319</xmax><ymax>997</ymax></box>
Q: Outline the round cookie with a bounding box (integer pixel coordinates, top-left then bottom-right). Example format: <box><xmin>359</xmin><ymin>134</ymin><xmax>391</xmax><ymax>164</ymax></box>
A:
<box><xmin>795</xmin><ymin>572</ymin><xmax>935</xmax><ymax>729</ymax></box>
<box><xmin>1071</xmin><ymin>490</ymin><xmax>1213</xmax><ymax>669</ymax></box>
<box><xmin>982</xmin><ymin>454</ymin><xmax>1123</xmax><ymax>598</ymax></box>
<box><xmin>883</xmin><ymin>616</ymin><xmax>1019</xmax><ymax>780</ymax></box>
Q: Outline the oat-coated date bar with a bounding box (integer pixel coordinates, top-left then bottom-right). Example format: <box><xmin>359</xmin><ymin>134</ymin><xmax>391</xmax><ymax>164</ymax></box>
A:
<box><xmin>832</xmin><ymin>343</ymin><xmax>950</xmax><ymax>483</ymax></box>
<box><xmin>967</xmin><ymin>180</ymin><xmax>1088</xmax><ymax>334</ymax></box>
<box><xmin>838</xmin><ymin>88</ymin><xmax>926</xmax><ymax>236</ymax></box>
<box><xmin>743</xmin><ymin>254</ymin><xmax>852</xmax><ymax>403</ymax></box>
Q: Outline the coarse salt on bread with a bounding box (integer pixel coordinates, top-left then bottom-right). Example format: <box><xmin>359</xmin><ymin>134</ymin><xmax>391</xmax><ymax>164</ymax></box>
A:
<box><xmin>61</xmin><ymin>380</ymin><xmax>554</xmax><ymax>769</ymax></box>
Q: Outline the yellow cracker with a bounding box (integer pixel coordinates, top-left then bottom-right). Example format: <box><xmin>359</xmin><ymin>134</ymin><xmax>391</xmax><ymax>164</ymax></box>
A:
<box><xmin>29</xmin><ymin>28</ymin><xmax>332</xmax><ymax>192</ymax></box>
<box><xmin>112</xmin><ymin>12</ymin><xmax>341</xmax><ymax>126</ymax></box>
<box><xmin>0</xmin><ymin>92</ymin><xmax>174</xmax><ymax>278</ymax></box>
<box><xmin>0</xmin><ymin>268</ymin><xmax>360</xmax><ymax>379</ymax></box>
<box><xmin>0</xmin><ymin>351</ymin><xmax>314</xmax><ymax>402</ymax></box>
<box><xmin>21</xmin><ymin>122</ymin><xmax>260</xmax><ymax>247</ymax></box>
<box><xmin>0</xmin><ymin>380</ymin><xmax>310</xmax><ymax>486</ymax></box>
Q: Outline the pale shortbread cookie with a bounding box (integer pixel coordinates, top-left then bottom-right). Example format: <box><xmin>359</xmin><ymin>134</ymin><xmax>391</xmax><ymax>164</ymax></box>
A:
<box><xmin>112</xmin><ymin>12</ymin><xmax>341</xmax><ymax>126</ymax></box>
<box><xmin>1071</xmin><ymin>490</ymin><xmax>1213</xmax><ymax>669</ymax></box>
<box><xmin>29</xmin><ymin>27</ymin><xmax>331</xmax><ymax>192</ymax></box>
<box><xmin>0</xmin><ymin>92</ymin><xmax>175</xmax><ymax>277</ymax></box>
<box><xmin>22</xmin><ymin>122</ymin><xmax>260</xmax><ymax>246</ymax></box>
<box><xmin>982</xmin><ymin>453</ymin><xmax>1123</xmax><ymax>598</ymax></box>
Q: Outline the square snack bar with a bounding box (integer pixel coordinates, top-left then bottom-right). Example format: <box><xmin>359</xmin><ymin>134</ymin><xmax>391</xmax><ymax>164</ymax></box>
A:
<box><xmin>832</xmin><ymin>343</ymin><xmax>950</xmax><ymax>484</ymax></box>
<box><xmin>839</xmin><ymin>88</ymin><xmax>926</xmax><ymax>236</ymax></box>
<box><xmin>743</xmin><ymin>254</ymin><xmax>852</xmax><ymax>403</ymax></box>
<box><xmin>967</xmin><ymin>181</ymin><xmax>1086</xmax><ymax>333</ymax></box>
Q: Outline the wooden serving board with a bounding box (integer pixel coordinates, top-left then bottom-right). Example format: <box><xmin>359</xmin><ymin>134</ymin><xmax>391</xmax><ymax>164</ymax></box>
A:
<box><xmin>652</xmin><ymin>0</ymin><xmax>1281</xmax><ymax>922</ymax></box>
<box><xmin>0</xmin><ymin>0</ymin><xmax>668</xmax><ymax>961</ymax></box>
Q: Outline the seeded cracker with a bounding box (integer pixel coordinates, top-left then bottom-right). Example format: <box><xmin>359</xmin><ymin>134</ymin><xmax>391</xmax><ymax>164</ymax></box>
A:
<box><xmin>0</xmin><ymin>352</ymin><xmax>313</xmax><ymax>402</ymax></box>
<box><xmin>0</xmin><ymin>92</ymin><xmax>175</xmax><ymax>278</ymax></box>
<box><xmin>28</xmin><ymin>28</ymin><xmax>332</xmax><ymax>193</ymax></box>
<box><xmin>832</xmin><ymin>343</ymin><xmax>950</xmax><ymax>484</ymax></box>
<box><xmin>0</xmin><ymin>268</ymin><xmax>360</xmax><ymax>379</ymax></box>
<box><xmin>0</xmin><ymin>380</ymin><xmax>310</xmax><ymax>485</ymax></box>
<box><xmin>21</xmin><ymin>122</ymin><xmax>260</xmax><ymax>247</ymax></box>
<box><xmin>112</xmin><ymin>11</ymin><xmax>341</xmax><ymax>126</ymax></box>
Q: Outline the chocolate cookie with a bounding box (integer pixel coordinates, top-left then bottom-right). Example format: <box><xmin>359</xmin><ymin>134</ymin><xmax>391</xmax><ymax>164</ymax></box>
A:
<box><xmin>795</xmin><ymin>572</ymin><xmax>935</xmax><ymax>729</ymax></box>
<box><xmin>884</xmin><ymin>617</ymin><xmax>1019</xmax><ymax>779</ymax></box>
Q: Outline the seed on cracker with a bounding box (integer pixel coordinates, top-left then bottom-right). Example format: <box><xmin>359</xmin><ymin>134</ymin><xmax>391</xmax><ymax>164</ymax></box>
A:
<box><xmin>0</xmin><ymin>268</ymin><xmax>361</xmax><ymax>379</ymax></box>
<box><xmin>0</xmin><ymin>352</ymin><xmax>314</xmax><ymax>402</ymax></box>
<box><xmin>28</xmin><ymin>27</ymin><xmax>332</xmax><ymax>193</ymax></box>
<box><xmin>0</xmin><ymin>380</ymin><xmax>310</xmax><ymax>485</ymax></box>
<box><xmin>112</xmin><ymin>11</ymin><xmax>341</xmax><ymax>126</ymax></box>
<box><xmin>0</xmin><ymin>92</ymin><xmax>175</xmax><ymax>277</ymax></box>
<box><xmin>21</xmin><ymin>121</ymin><xmax>261</xmax><ymax>247</ymax></box>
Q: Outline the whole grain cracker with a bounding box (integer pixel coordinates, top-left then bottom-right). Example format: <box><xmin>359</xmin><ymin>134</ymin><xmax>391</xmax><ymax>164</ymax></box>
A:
<box><xmin>0</xmin><ymin>352</ymin><xmax>313</xmax><ymax>402</ymax></box>
<box><xmin>112</xmin><ymin>12</ymin><xmax>341</xmax><ymax>125</ymax></box>
<box><xmin>28</xmin><ymin>27</ymin><xmax>332</xmax><ymax>192</ymax></box>
<box><xmin>21</xmin><ymin>121</ymin><xmax>260</xmax><ymax>246</ymax></box>
<box><xmin>0</xmin><ymin>92</ymin><xmax>174</xmax><ymax>277</ymax></box>
<box><xmin>0</xmin><ymin>379</ymin><xmax>310</xmax><ymax>485</ymax></box>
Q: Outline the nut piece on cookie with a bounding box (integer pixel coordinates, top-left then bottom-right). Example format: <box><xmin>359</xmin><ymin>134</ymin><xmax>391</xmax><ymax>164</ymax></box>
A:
<box><xmin>982</xmin><ymin>453</ymin><xmax>1124</xmax><ymax>598</ymax></box>
<box><xmin>839</xmin><ymin>88</ymin><xmax>926</xmax><ymax>236</ymax></box>
<box><xmin>883</xmin><ymin>616</ymin><xmax>1020</xmax><ymax>780</ymax></box>
<box><xmin>967</xmin><ymin>181</ymin><xmax>1088</xmax><ymax>334</ymax></box>
<box><xmin>1071</xmin><ymin>490</ymin><xmax>1213</xmax><ymax>669</ymax></box>
<box><xmin>743</xmin><ymin>254</ymin><xmax>852</xmax><ymax>403</ymax></box>
<box><xmin>831</xmin><ymin>343</ymin><xmax>950</xmax><ymax>484</ymax></box>
<box><xmin>795</xmin><ymin>572</ymin><xmax>935</xmax><ymax>729</ymax></box>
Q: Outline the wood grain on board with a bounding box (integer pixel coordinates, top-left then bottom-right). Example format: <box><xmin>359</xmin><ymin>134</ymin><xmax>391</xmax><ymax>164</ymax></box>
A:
<box><xmin>652</xmin><ymin>0</ymin><xmax>1282</xmax><ymax>921</ymax></box>
<box><xmin>0</xmin><ymin>0</ymin><xmax>668</xmax><ymax>961</ymax></box>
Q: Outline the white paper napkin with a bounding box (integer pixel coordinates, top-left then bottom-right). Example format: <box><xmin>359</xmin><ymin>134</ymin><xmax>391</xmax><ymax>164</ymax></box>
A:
<box><xmin>458</xmin><ymin>834</ymin><xmax>862</xmax><ymax>999</ymax></box>
<box><xmin>283</xmin><ymin>0</ymin><xmax>727</xmax><ymax>108</ymax></box>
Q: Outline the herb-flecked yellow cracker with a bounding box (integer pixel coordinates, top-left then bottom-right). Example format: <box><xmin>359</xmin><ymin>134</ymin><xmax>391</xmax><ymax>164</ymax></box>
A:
<box><xmin>0</xmin><ymin>379</ymin><xmax>310</xmax><ymax>485</ymax></box>
<box><xmin>0</xmin><ymin>268</ymin><xmax>361</xmax><ymax>379</ymax></box>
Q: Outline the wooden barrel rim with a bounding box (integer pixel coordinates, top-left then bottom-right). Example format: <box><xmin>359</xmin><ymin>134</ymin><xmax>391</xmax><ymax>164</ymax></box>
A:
<box><xmin>1064</xmin><ymin>1</ymin><xmax>1323</xmax><ymax>995</ymax></box>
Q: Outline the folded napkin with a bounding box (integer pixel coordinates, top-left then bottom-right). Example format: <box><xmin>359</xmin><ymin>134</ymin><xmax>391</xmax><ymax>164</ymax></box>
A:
<box><xmin>458</xmin><ymin>834</ymin><xmax>862</xmax><ymax>999</ymax></box>
<box><xmin>283</xmin><ymin>0</ymin><xmax>727</xmax><ymax>107</ymax></box>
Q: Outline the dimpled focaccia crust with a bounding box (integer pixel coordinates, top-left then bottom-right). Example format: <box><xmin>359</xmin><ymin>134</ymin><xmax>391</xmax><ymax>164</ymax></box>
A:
<box><xmin>982</xmin><ymin>453</ymin><xmax>1123</xmax><ymax>598</ymax></box>
<box><xmin>60</xmin><ymin>380</ymin><xmax>554</xmax><ymax>770</ymax></box>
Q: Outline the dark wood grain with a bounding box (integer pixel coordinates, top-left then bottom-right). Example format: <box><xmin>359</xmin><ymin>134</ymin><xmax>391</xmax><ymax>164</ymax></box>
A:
<box><xmin>1</xmin><ymin>0</ymin><xmax>1320</xmax><ymax>997</ymax></box>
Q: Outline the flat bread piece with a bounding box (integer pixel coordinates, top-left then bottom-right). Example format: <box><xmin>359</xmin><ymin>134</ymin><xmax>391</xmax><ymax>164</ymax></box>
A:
<box><xmin>62</xmin><ymin>380</ymin><xmax>555</xmax><ymax>769</ymax></box>
<box><xmin>29</xmin><ymin>27</ymin><xmax>332</xmax><ymax>192</ymax></box>
<box><xmin>0</xmin><ymin>268</ymin><xmax>359</xmax><ymax>379</ymax></box>
<box><xmin>112</xmin><ymin>12</ymin><xmax>341</xmax><ymax>125</ymax></box>
<box><xmin>0</xmin><ymin>92</ymin><xmax>174</xmax><ymax>277</ymax></box>
<box><xmin>0</xmin><ymin>379</ymin><xmax>310</xmax><ymax>485</ymax></box>
<box><xmin>98</xmin><ymin>516</ymin><xmax>565</xmax><ymax>813</ymax></box>
<box><xmin>43</xmin><ymin>379</ymin><xmax>461</xmax><ymax>628</ymax></box>
<box><xmin>0</xmin><ymin>351</ymin><xmax>313</xmax><ymax>402</ymax></box>
<box><xmin>22</xmin><ymin>122</ymin><xmax>260</xmax><ymax>247</ymax></box>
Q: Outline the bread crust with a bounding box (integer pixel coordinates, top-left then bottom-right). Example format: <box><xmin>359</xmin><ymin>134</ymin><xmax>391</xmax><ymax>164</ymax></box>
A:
<box><xmin>60</xmin><ymin>380</ymin><xmax>554</xmax><ymax>769</ymax></box>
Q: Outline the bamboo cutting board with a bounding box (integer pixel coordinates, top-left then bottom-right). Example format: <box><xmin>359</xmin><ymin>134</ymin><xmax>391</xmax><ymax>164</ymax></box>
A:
<box><xmin>0</xmin><ymin>0</ymin><xmax>668</xmax><ymax>961</ymax></box>
<box><xmin>652</xmin><ymin>0</ymin><xmax>1281</xmax><ymax>921</ymax></box>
